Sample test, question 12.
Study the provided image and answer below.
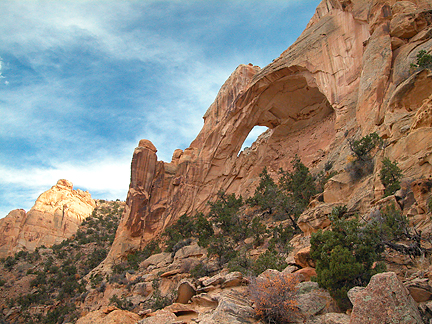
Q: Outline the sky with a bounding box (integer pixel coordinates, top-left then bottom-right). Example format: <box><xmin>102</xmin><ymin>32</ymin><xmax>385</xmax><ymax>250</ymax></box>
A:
<box><xmin>0</xmin><ymin>0</ymin><xmax>321</xmax><ymax>218</ymax></box>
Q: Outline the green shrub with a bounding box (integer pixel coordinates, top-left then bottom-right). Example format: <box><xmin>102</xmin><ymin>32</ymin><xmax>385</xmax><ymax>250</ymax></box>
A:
<box><xmin>346</xmin><ymin>132</ymin><xmax>383</xmax><ymax>181</ymax></box>
<box><xmin>247</xmin><ymin>167</ymin><xmax>280</xmax><ymax>214</ymax></box>
<box><xmin>190</xmin><ymin>262</ymin><xmax>212</xmax><ymax>279</ymax></box>
<box><xmin>380</xmin><ymin>158</ymin><xmax>402</xmax><ymax>197</ymax></box>
<box><xmin>227</xmin><ymin>250</ymin><xmax>255</xmax><ymax>275</ymax></box>
<box><xmin>348</xmin><ymin>132</ymin><xmax>383</xmax><ymax>161</ymax></box>
<box><xmin>253</xmin><ymin>249</ymin><xmax>287</xmax><ymax>276</ymax></box>
<box><xmin>310</xmin><ymin>206</ymin><xmax>385</xmax><ymax>310</ymax></box>
<box><xmin>268</xmin><ymin>225</ymin><xmax>294</xmax><ymax>254</ymax></box>
<box><xmin>249</xmin><ymin>156</ymin><xmax>317</xmax><ymax>229</ymax></box>
<box><xmin>109</xmin><ymin>294</ymin><xmax>133</xmax><ymax>311</ymax></box>
<box><xmin>411</xmin><ymin>50</ymin><xmax>432</xmax><ymax>70</ymax></box>
<box><xmin>208</xmin><ymin>191</ymin><xmax>244</xmax><ymax>240</ymax></box>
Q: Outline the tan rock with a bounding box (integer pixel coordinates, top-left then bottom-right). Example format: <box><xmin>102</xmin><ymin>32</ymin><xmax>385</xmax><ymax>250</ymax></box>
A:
<box><xmin>0</xmin><ymin>180</ymin><xmax>95</xmax><ymax>258</ymax></box>
<box><xmin>75</xmin><ymin>306</ymin><xmax>140</xmax><ymax>324</ymax></box>
<box><xmin>294</xmin><ymin>246</ymin><xmax>315</xmax><ymax>268</ymax></box>
<box><xmin>176</xmin><ymin>279</ymin><xmax>196</xmax><ymax>304</ymax></box>
<box><xmin>297</xmin><ymin>204</ymin><xmax>338</xmax><ymax>236</ymax></box>
<box><xmin>350</xmin><ymin>272</ymin><xmax>423</xmax><ymax>323</ymax></box>
<box><xmin>138</xmin><ymin>310</ymin><xmax>177</xmax><ymax>324</ymax></box>
<box><xmin>411</xmin><ymin>178</ymin><xmax>432</xmax><ymax>214</ymax></box>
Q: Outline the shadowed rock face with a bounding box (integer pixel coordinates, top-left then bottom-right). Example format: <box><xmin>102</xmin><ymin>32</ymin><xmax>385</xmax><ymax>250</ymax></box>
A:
<box><xmin>0</xmin><ymin>180</ymin><xmax>96</xmax><ymax>258</ymax></box>
<box><xmin>105</xmin><ymin>0</ymin><xmax>432</xmax><ymax>264</ymax></box>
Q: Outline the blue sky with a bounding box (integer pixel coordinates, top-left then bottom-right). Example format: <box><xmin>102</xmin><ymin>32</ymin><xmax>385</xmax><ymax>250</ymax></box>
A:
<box><xmin>0</xmin><ymin>0</ymin><xmax>320</xmax><ymax>217</ymax></box>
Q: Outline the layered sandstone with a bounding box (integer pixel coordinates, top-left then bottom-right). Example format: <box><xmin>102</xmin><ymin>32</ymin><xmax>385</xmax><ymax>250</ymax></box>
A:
<box><xmin>103</xmin><ymin>0</ymin><xmax>432</xmax><ymax>265</ymax></box>
<box><xmin>0</xmin><ymin>179</ymin><xmax>95</xmax><ymax>258</ymax></box>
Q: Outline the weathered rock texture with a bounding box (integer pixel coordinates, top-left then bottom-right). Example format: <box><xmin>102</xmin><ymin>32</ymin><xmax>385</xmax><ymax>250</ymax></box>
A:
<box><xmin>0</xmin><ymin>180</ymin><xmax>95</xmax><ymax>258</ymax></box>
<box><xmin>102</xmin><ymin>0</ymin><xmax>432</xmax><ymax>265</ymax></box>
<box><xmin>349</xmin><ymin>272</ymin><xmax>423</xmax><ymax>323</ymax></box>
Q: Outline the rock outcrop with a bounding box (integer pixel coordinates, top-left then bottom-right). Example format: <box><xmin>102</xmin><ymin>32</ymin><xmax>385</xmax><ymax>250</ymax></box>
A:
<box><xmin>349</xmin><ymin>272</ymin><xmax>423</xmax><ymax>323</ymax></box>
<box><xmin>102</xmin><ymin>0</ymin><xmax>432</xmax><ymax>270</ymax></box>
<box><xmin>0</xmin><ymin>179</ymin><xmax>95</xmax><ymax>257</ymax></box>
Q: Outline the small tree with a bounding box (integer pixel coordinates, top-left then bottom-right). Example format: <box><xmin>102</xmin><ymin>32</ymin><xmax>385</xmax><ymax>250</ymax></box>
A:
<box><xmin>310</xmin><ymin>206</ymin><xmax>385</xmax><ymax>310</ymax></box>
<box><xmin>347</xmin><ymin>132</ymin><xmax>383</xmax><ymax>180</ymax></box>
<box><xmin>380</xmin><ymin>157</ymin><xmax>402</xmax><ymax>197</ymax></box>
<box><xmin>348</xmin><ymin>132</ymin><xmax>383</xmax><ymax>161</ymax></box>
<box><xmin>248</xmin><ymin>167</ymin><xmax>279</xmax><ymax>214</ymax></box>
<box><xmin>411</xmin><ymin>49</ymin><xmax>432</xmax><ymax>70</ymax></box>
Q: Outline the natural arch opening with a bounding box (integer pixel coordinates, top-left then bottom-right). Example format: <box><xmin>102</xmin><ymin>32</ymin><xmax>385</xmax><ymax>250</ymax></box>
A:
<box><xmin>240</xmin><ymin>125</ymin><xmax>269</xmax><ymax>153</ymax></box>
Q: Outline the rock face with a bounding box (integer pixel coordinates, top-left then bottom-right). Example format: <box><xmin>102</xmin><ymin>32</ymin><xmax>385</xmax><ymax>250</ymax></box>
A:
<box><xmin>0</xmin><ymin>179</ymin><xmax>95</xmax><ymax>258</ymax></box>
<box><xmin>349</xmin><ymin>272</ymin><xmax>423</xmax><ymax>323</ymax></box>
<box><xmin>103</xmin><ymin>0</ymin><xmax>432</xmax><ymax>265</ymax></box>
<box><xmin>76</xmin><ymin>306</ymin><xmax>141</xmax><ymax>324</ymax></box>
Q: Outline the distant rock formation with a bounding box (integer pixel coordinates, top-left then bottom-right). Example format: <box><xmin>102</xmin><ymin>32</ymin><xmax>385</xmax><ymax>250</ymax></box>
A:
<box><xmin>0</xmin><ymin>179</ymin><xmax>96</xmax><ymax>258</ymax></box>
<box><xmin>102</xmin><ymin>0</ymin><xmax>432</xmax><ymax>266</ymax></box>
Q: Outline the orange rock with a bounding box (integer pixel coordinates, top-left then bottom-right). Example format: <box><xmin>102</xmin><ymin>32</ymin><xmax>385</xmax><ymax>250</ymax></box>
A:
<box><xmin>294</xmin><ymin>267</ymin><xmax>317</xmax><ymax>282</ymax></box>
<box><xmin>0</xmin><ymin>179</ymin><xmax>95</xmax><ymax>258</ymax></box>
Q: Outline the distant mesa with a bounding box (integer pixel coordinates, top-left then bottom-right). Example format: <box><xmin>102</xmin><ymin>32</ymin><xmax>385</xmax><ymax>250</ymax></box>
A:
<box><xmin>0</xmin><ymin>179</ymin><xmax>96</xmax><ymax>258</ymax></box>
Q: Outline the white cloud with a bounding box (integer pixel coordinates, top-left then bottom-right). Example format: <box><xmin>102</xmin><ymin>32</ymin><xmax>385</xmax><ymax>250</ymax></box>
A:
<box><xmin>0</xmin><ymin>155</ymin><xmax>131</xmax><ymax>210</ymax></box>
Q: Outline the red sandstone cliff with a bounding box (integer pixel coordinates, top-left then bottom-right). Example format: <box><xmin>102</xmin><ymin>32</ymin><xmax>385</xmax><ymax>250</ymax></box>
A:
<box><xmin>103</xmin><ymin>0</ymin><xmax>432</xmax><ymax>267</ymax></box>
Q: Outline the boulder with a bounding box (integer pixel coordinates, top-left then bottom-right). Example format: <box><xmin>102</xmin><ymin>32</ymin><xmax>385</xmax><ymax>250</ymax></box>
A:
<box><xmin>137</xmin><ymin>310</ymin><xmax>177</xmax><ymax>324</ymax></box>
<box><xmin>76</xmin><ymin>306</ymin><xmax>140</xmax><ymax>324</ymax></box>
<box><xmin>294</xmin><ymin>246</ymin><xmax>315</xmax><ymax>268</ymax></box>
<box><xmin>294</xmin><ymin>267</ymin><xmax>317</xmax><ymax>282</ymax></box>
<box><xmin>199</xmin><ymin>288</ymin><xmax>256</xmax><ymax>324</ymax></box>
<box><xmin>296</xmin><ymin>281</ymin><xmax>339</xmax><ymax>320</ymax></box>
<box><xmin>176</xmin><ymin>279</ymin><xmax>196</xmax><ymax>304</ymax></box>
<box><xmin>349</xmin><ymin>272</ymin><xmax>423</xmax><ymax>323</ymax></box>
<box><xmin>404</xmin><ymin>277</ymin><xmax>432</xmax><ymax>302</ymax></box>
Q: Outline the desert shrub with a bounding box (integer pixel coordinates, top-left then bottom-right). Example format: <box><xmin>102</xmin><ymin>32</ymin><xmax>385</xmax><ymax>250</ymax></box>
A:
<box><xmin>109</xmin><ymin>294</ymin><xmax>133</xmax><ymax>311</ymax></box>
<box><xmin>348</xmin><ymin>132</ymin><xmax>383</xmax><ymax>161</ymax></box>
<box><xmin>89</xmin><ymin>273</ymin><xmax>103</xmax><ymax>289</ymax></box>
<box><xmin>3</xmin><ymin>256</ymin><xmax>16</xmax><ymax>271</ymax></box>
<box><xmin>380</xmin><ymin>157</ymin><xmax>403</xmax><ymax>197</ymax></box>
<box><xmin>346</xmin><ymin>132</ymin><xmax>383</xmax><ymax>181</ymax></box>
<box><xmin>249</xmin><ymin>156</ymin><xmax>316</xmax><ymax>229</ymax></box>
<box><xmin>145</xmin><ymin>279</ymin><xmax>176</xmax><ymax>311</ymax></box>
<box><xmin>269</xmin><ymin>225</ymin><xmax>294</xmax><ymax>254</ymax></box>
<box><xmin>163</xmin><ymin>214</ymin><xmax>196</xmax><ymax>252</ymax></box>
<box><xmin>227</xmin><ymin>250</ymin><xmax>255</xmax><ymax>275</ymax></box>
<box><xmin>42</xmin><ymin>303</ymin><xmax>77</xmax><ymax>324</ymax></box>
<box><xmin>411</xmin><ymin>49</ymin><xmax>432</xmax><ymax>70</ymax></box>
<box><xmin>190</xmin><ymin>262</ymin><xmax>212</xmax><ymax>279</ymax></box>
<box><xmin>207</xmin><ymin>234</ymin><xmax>238</xmax><ymax>266</ymax></box>
<box><xmin>194</xmin><ymin>212</ymin><xmax>214</xmax><ymax>247</ymax></box>
<box><xmin>171</xmin><ymin>238</ymin><xmax>193</xmax><ymax>257</ymax></box>
<box><xmin>125</xmin><ymin>241</ymin><xmax>161</xmax><ymax>270</ymax></box>
<box><xmin>208</xmin><ymin>191</ymin><xmax>245</xmax><ymax>240</ymax></box>
<box><xmin>250</xmin><ymin>216</ymin><xmax>267</xmax><ymax>246</ymax></box>
<box><xmin>249</xmin><ymin>271</ymin><xmax>301</xmax><ymax>323</ymax></box>
<box><xmin>374</xmin><ymin>204</ymin><xmax>408</xmax><ymax>241</ymax></box>
<box><xmin>87</xmin><ymin>248</ymin><xmax>107</xmax><ymax>270</ymax></box>
<box><xmin>253</xmin><ymin>249</ymin><xmax>288</xmax><ymax>276</ymax></box>
<box><xmin>247</xmin><ymin>167</ymin><xmax>280</xmax><ymax>214</ymax></box>
<box><xmin>310</xmin><ymin>206</ymin><xmax>385</xmax><ymax>310</ymax></box>
<box><xmin>279</xmin><ymin>155</ymin><xmax>318</xmax><ymax>214</ymax></box>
